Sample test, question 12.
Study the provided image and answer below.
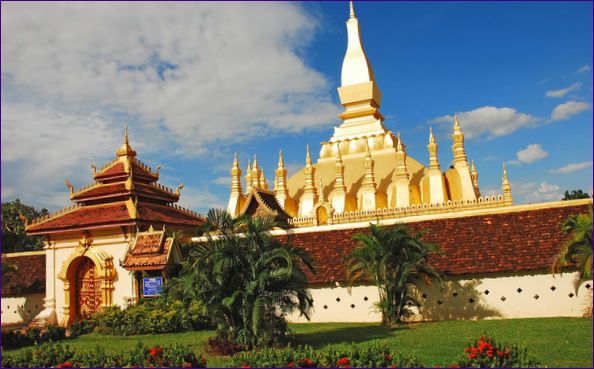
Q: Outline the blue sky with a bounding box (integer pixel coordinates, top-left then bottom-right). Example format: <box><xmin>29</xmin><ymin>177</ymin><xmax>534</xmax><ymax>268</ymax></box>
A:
<box><xmin>1</xmin><ymin>1</ymin><xmax>592</xmax><ymax>212</ymax></box>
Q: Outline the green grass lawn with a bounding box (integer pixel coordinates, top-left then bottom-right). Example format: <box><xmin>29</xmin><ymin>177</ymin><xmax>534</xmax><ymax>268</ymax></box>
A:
<box><xmin>4</xmin><ymin>317</ymin><xmax>592</xmax><ymax>367</ymax></box>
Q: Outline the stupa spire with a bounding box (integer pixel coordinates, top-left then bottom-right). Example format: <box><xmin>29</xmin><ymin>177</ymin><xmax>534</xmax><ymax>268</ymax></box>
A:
<box><xmin>502</xmin><ymin>163</ymin><xmax>513</xmax><ymax>205</ymax></box>
<box><xmin>231</xmin><ymin>153</ymin><xmax>242</xmax><ymax>195</ymax></box>
<box><xmin>330</xmin><ymin>144</ymin><xmax>348</xmax><ymax>213</ymax></box>
<box><xmin>227</xmin><ymin>153</ymin><xmax>245</xmax><ymax>217</ymax></box>
<box><xmin>427</xmin><ymin>126</ymin><xmax>440</xmax><ymax>171</ymax></box>
<box><xmin>349</xmin><ymin>0</ymin><xmax>355</xmax><ymax>19</ymax></box>
<box><xmin>452</xmin><ymin>113</ymin><xmax>468</xmax><ymax>168</ymax></box>
<box><xmin>245</xmin><ymin>159</ymin><xmax>253</xmax><ymax>193</ymax></box>
<box><xmin>470</xmin><ymin>160</ymin><xmax>480</xmax><ymax>196</ymax></box>
<box><xmin>299</xmin><ymin>145</ymin><xmax>318</xmax><ymax>217</ymax></box>
<box><xmin>274</xmin><ymin>150</ymin><xmax>289</xmax><ymax>208</ymax></box>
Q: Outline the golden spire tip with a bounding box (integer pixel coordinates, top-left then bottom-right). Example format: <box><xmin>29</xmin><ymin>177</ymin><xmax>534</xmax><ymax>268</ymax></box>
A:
<box><xmin>349</xmin><ymin>0</ymin><xmax>356</xmax><ymax>19</ymax></box>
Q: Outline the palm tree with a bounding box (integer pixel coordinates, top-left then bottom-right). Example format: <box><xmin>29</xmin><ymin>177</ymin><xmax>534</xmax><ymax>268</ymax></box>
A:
<box><xmin>167</xmin><ymin>209</ymin><xmax>315</xmax><ymax>348</ymax></box>
<box><xmin>346</xmin><ymin>224</ymin><xmax>442</xmax><ymax>325</ymax></box>
<box><xmin>552</xmin><ymin>208</ymin><xmax>592</xmax><ymax>283</ymax></box>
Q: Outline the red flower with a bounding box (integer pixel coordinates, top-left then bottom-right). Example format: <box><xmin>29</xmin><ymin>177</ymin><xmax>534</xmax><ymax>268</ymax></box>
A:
<box><xmin>487</xmin><ymin>350</ymin><xmax>494</xmax><ymax>358</ymax></box>
<box><xmin>468</xmin><ymin>353</ymin><xmax>477</xmax><ymax>360</ymax></box>
<box><xmin>505</xmin><ymin>350</ymin><xmax>510</xmax><ymax>357</ymax></box>
<box><xmin>299</xmin><ymin>357</ymin><xmax>314</xmax><ymax>367</ymax></box>
<box><xmin>148</xmin><ymin>346</ymin><xmax>163</xmax><ymax>358</ymax></box>
<box><xmin>287</xmin><ymin>361</ymin><xmax>296</xmax><ymax>368</ymax></box>
<box><xmin>479</xmin><ymin>336</ymin><xmax>485</xmax><ymax>341</ymax></box>
<box><xmin>497</xmin><ymin>351</ymin><xmax>504</xmax><ymax>357</ymax></box>
<box><xmin>240</xmin><ymin>366</ymin><xmax>252</xmax><ymax>368</ymax></box>
<box><xmin>471</xmin><ymin>347</ymin><xmax>478</xmax><ymax>354</ymax></box>
<box><xmin>337</xmin><ymin>357</ymin><xmax>350</xmax><ymax>367</ymax></box>
<box><xmin>385</xmin><ymin>354</ymin><xmax>393</xmax><ymax>362</ymax></box>
<box><xmin>56</xmin><ymin>361</ymin><xmax>73</xmax><ymax>368</ymax></box>
<box><xmin>464</xmin><ymin>347</ymin><xmax>471</xmax><ymax>353</ymax></box>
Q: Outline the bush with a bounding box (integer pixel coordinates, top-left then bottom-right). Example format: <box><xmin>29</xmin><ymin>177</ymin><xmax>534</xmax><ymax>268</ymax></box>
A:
<box><xmin>455</xmin><ymin>335</ymin><xmax>544</xmax><ymax>368</ymax></box>
<box><xmin>2</xmin><ymin>324</ymin><xmax>70</xmax><ymax>350</ymax></box>
<box><xmin>230</xmin><ymin>343</ymin><xmax>422</xmax><ymax>368</ymax></box>
<box><xmin>1</xmin><ymin>341</ymin><xmax>74</xmax><ymax>368</ymax></box>
<box><xmin>93</xmin><ymin>299</ymin><xmax>211</xmax><ymax>335</ymax></box>
<box><xmin>1</xmin><ymin>341</ymin><xmax>207</xmax><ymax>368</ymax></box>
<box><xmin>67</xmin><ymin>319</ymin><xmax>96</xmax><ymax>338</ymax></box>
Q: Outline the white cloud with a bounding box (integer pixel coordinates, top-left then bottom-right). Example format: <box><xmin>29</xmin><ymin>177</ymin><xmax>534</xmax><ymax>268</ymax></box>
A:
<box><xmin>1</xmin><ymin>2</ymin><xmax>339</xmax><ymax>156</ymax></box>
<box><xmin>431</xmin><ymin>106</ymin><xmax>537</xmax><ymax>139</ymax></box>
<box><xmin>510</xmin><ymin>144</ymin><xmax>548</xmax><ymax>165</ymax></box>
<box><xmin>513</xmin><ymin>181</ymin><xmax>563</xmax><ymax>203</ymax></box>
<box><xmin>552</xmin><ymin>161</ymin><xmax>593</xmax><ymax>174</ymax></box>
<box><xmin>1</xmin><ymin>101</ymin><xmax>121</xmax><ymax>209</ymax></box>
<box><xmin>577</xmin><ymin>65</ymin><xmax>591</xmax><ymax>73</ymax></box>
<box><xmin>212</xmin><ymin>176</ymin><xmax>231</xmax><ymax>186</ymax></box>
<box><xmin>177</xmin><ymin>185</ymin><xmax>225</xmax><ymax>213</ymax></box>
<box><xmin>545</xmin><ymin>82</ymin><xmax>582</xmax><ymax>98</ymax></box>
<box><xmin>550</xmin><ymin>101</ymin><xmax>590</xmax><ymax>121</ymax></box>
<box><xmin>1</xmin><ymin>2</ymin><xmax>341</xmax><ymax>208</ymax></box>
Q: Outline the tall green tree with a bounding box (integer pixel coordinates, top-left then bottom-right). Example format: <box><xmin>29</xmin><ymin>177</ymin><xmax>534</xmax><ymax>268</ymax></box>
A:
<box><xmin>552</xmin><ymin>208</ymin><xmax>592</xmax><ymax>283</ymax></box>
<box><xmin>346</xmin><ymin>224</ymin><xmax>442</xmax><ymax>325</ymax></box>
<box><xmin>165</xmin><ymin>209</ymin><xmax>315</xmax><ymax>348</ymax></box>
<box><xmin>1</xmin><ymin>199</ymin><xmax>49</xmax><ymax>253</ymax></box>
<box><xmin>562</xmin><ymin>190</ymin><xmax>591</xmax><ymax>200</ymax></box>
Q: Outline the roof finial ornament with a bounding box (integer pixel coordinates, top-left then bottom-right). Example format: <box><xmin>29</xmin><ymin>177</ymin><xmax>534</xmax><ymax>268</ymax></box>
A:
<box><xmin>116</xmin><ymin>124</ymin><xmax>137</xmax><ymax>157</ymax></box>
<box><xmin>306</xmin><ymin>144</ymin><xmax>312</xmax><ymax>165</ymax></box>
<box><xmin>175</xmin><ymin>182</ymin><xmax>184</xmax><ymax>196</ymax></box>
<box><xmin>65</xmin><ymin>180</ymin><xmax>74</xmax><ymax>194</ymax></box>
<box><xmin>349</xmin><ymin>0</ymin><xmax>356</xmax><ymax>19</ymax></box>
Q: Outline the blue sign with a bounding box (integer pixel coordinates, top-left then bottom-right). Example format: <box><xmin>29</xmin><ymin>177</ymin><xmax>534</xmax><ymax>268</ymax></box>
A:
<box><xmin>143</xmin><ymin>276</ymin><xmax>163</xmax><ymax>297</ymax></box>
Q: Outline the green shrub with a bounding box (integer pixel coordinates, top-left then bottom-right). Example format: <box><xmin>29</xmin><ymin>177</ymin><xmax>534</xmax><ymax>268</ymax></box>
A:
<box><xmin>67</xmin><ymin>318</ymin><xmax>96</xmax><ymax>338</ymax></box>
<box><xmin>455</xmin><ymin>336</ymin><xmax>544</xmax><ymax>368</ymax></box>
<box><xmin>1</xmin><ymin>341</ymin><xmax>74</xmax><ymax>368</ymax></box>
<box><xmin>41</xmin><ymin>324</ymin><xmax>66</xmax><ymax>341</ymax></box>
<box><xmin>93</xmin><ymin>299</ymin><xmax>211</xmax><ymax>335</ymax></box>
<box><xmin>1</xmin><ymin>341</ymin><xmax>206</xmax><ymax>368</ymax></box>
<box><xmin>230</xmin><ymin>343</ymin><xmax>422</xmax><ymax>368</ymax></box>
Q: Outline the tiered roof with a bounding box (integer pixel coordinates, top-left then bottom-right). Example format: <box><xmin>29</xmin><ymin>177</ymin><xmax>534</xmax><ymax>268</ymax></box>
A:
<box><xmin>122</xmin><ymin>228</ymin><xmax>180</xmax><ymax>271</ymax></box>
<box><xmin>26</xmin><ymin>128</ymin><xmax>202</xmax><ymax>235</ymax></box>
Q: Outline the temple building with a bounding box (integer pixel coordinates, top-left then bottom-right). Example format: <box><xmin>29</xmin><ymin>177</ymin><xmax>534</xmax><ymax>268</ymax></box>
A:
<box><xmin>223</xmin><ymin>1</ymin><xmax>592</xmax><ymax>322</ymax></box>
<box><xmin>227</xmin><ymin>2</ymin><xmax>511</xmax><ymax>226</ymax></box>
<box><xmin>22</xmin><ymin>129</ymin><xmax>202</xmax><ymax>326</ymax></box>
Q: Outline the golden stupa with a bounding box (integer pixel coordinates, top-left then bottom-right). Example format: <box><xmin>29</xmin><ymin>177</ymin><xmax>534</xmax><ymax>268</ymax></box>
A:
<box><xmin>227</xmin><ymin>1</ymin><xmax>512</xmax><ymax>226</ymax></box>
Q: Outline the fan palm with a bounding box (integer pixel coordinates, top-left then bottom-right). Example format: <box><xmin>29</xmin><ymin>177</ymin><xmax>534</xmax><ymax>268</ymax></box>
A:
<box><xmin>346</xmin><ymin>224</ymin><xmax>442</xmax><ymax>325</ymax></box>
<box><xmin>552</xmin><ymin>208</ymin><xmax>592</xmax><ymax>283</ymax></box>
<box><xmin>167</xmin><ymin>209</ymin><xmax>315</xmax><ymax>348</ymax></box>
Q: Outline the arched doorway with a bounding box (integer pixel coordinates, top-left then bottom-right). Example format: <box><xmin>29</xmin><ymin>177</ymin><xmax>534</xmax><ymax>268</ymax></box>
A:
<box><xmin>316</xmin><ymin>206</ymin><xmax>328</xmax><ymax>225</ymax></box>
<box><xmin>74</xmin><ymin>256</ymin><xmax>102</xmax><ymax>319</ymax></box>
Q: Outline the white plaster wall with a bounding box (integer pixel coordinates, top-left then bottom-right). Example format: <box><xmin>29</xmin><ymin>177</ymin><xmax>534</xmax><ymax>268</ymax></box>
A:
<box><xmin>287</xmin><ymin>272</ymin><xmax>593</xmax><ymax>323</ymax></box>
<box><xmin>1</xmin><ymin>294</ymin><xmax>45</xmax><ymax>326</ymax></box>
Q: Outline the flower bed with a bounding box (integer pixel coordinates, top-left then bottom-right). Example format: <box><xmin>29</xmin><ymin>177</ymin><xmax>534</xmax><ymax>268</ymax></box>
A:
<box><xmin>0</xmin><ymin>341</ymin><xmax>206</xmax><ymax>368</ymax></box>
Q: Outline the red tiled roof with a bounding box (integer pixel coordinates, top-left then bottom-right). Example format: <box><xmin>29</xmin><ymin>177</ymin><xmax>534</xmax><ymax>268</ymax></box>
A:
<box><xmin>71</xmin><ymin>183</ymin><xmax>128</xmax><ymax>201</ymax></box>
<box><xmin>26</xmin><ymin>202</ymin><xmax>202</xmax><ymax>235</ymax></box>
<box><xmin>94</xmin><ymin>162</ymin><xmax>127</xmax><ymax>180</ymax></box>
<box><xmin>123</xmin><ymin>231</ymin><xmax>176</xmax><ymax>271</ymax></box>
<box><xmin>137</xmin><ymin>203</ymin><xmax>202</xmax><ymax>227</ymax></box>
<box><xmin>1</xmin><ymin>253</ymin><xmax>46</xmax><ymax>296</ymax></box>
<box><xmin>286</xmin><ymin>203</ymin><xmax>590</xmax><ymax>285</ymax></box>
<box><xmin>71</xmin><ymin>182</ymin><xmax>178</xmax><ymax>203</ymax></box>
<box><xmin>26</xmin><ymin>203</ymin><xmax>133</xmax><ymax>234</ymax></box>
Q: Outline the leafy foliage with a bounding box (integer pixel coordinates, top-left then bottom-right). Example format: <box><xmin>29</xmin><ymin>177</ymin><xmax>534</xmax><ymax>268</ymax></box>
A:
<box><xmin>455</xmin><ymin>335</ymin><xmax>544</xmax><ymax>368</ymax></box>
<box><xmin>1</xmin><ymin>199</ymin><xmax>48</xmax><ymax>253</ymax></box>
<box><xmin>230</xmin><ymin>343</ymin><xmax>422</xmax><ymax>368</ymax></box>
<box><xmin>552</xmin><ymin>207</ymin><xmax>593</xmax><ymax>282</ymax></box>
<box><xmin>166</xmin><ymin>208</ymin><xmax>315</xmax><ymax>348</ymax></box>
<box><xmin>562</xmin><ymin>189</ymin><xmax>591</xmax><ymax>200</ymax></box>
<box><xmin>92</xmin><ymin>299</ymin><xmax>211</xmax><ymax>335</ymax></box>
<box><xmin>1</xmin><ymin>341</ymin><xmax>206</xmax><ymax>368</ymax></box>
<box><xmin>346</xmin><ymin>224</ymin><xmax>442</xmax><ymax>325</ymax></box>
